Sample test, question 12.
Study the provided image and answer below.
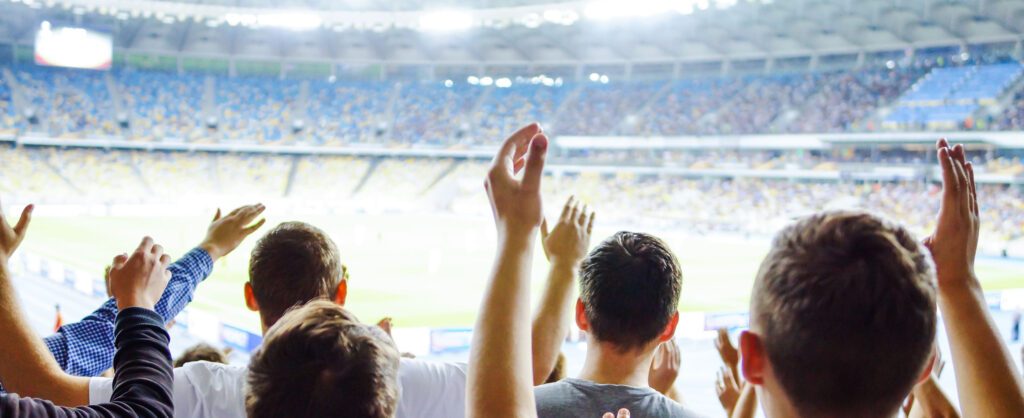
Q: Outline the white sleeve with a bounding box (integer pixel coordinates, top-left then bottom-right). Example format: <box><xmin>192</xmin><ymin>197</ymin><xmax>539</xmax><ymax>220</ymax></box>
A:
<box><xmin>88</xmin><ymin>375</ymin><xmax>114</xmax><ymax>405</ymax></box>
<box><xmin>396</xmin><ymin>358</ymin><xmax>468</xmax><ymax>418</ymax></box>
<box><xmin>89</xmin><ymin>361</ymin><xmax>247</xmax><ymax>418</ymax></box>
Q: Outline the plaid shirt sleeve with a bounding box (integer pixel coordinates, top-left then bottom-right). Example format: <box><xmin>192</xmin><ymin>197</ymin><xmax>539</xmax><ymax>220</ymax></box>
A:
<box><xmin>42</xmin><ymin>247</ymin><xmax>214</xmax><ymax>377</ymax></box>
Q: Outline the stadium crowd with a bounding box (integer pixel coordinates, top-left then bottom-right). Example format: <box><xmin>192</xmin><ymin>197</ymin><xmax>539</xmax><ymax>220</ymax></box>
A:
<box><xmin>1</xmin><ymin>58</ymin><xmax>1021</xmax><ymax>144</ymax></box>
<box><xmin>0</xmin><ymin>130</ymin><xmax>1021</xmax><ymax>418</ymax></box>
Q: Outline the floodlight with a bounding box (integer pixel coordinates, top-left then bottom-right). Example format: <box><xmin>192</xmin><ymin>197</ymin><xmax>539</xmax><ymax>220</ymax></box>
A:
<box><xmin>600</xmin><ymin>75</ymin><xmax>609</xmax><ymax>83</ymax></box>
<box><xmin>444</xmin><ymin>79</ymin><xmax>454</xmax><ymax>87</ymax></box>
<box><xmin>256</xmin><ymin>12</ymin><xmax>322</xmax><ymax>31</ymax></box>
<box><xmin>467</xmin><ymin>76</ymin><xmax>479</xmax><ymax>85</ymax></box>
<box><xmin>589</xmin><ymin>72</ymin><xmax>600</xmax><ymax>82</ymax></box>
<box><xmin>479</xmin><ymin>76</ymin><xmax>494</xmax><ymax>86</ymax></box>
<box><xmin>420</xmin><ymin>11</ymin><xmax>473</xmax><ymax>32</ymax></box>
<box><xmin>495</xmin><ymin>77</ymin><xmax>512</xmax><ymax>88</ymax></box>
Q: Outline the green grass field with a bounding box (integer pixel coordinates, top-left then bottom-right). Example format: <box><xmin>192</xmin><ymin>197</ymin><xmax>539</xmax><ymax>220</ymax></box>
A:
<box><xmin>19</xmin><ymin>213</ymin><xmax>1024</xmax><ymax>333</ymax></box>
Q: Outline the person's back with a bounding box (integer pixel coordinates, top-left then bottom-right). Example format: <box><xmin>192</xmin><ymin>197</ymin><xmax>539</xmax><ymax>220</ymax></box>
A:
<box><xmin>534</xmin><ymin>231</ymin><xmax>699</xmax><ymax>418</ymax></box>
<box><xmin>536</xmin><ymin>377</ymin><xmax>694</xmax><ymax>417</ymax></box>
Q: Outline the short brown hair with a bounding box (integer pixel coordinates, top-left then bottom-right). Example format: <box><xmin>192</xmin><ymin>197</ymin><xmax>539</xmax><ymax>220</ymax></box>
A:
<box><xmin>580</xmin><ymin>231</ymin><xmax>682</xmax><ymax>351</ymax></box>
<box><xmin>751</xmin><ymin>211</ymin><xmax>937</xmax><ymax>417</ymax></box>
<box><xmin>173</xmin><ymin>343</ymin><xmax>227</xmax><ymax>368</ymax></box>
<box><xmin>246</xmin><ymin>300</ymin><xmax>400</xmax><ymax>418</ymax></box>
<box><xmin>249</xmin><ymin>222</ymin><xmax>343</xmax><ymax>327</ymax></box>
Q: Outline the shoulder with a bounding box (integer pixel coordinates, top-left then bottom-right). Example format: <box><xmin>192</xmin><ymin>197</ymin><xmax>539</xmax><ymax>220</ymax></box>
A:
<box><xmin>395</xmin><ymin>359</ymin><xmax>467</xmax><ymax>418</ymax></box>
<box><xmin>398</xmin><ymin>358</ymin><xmax>467</xmax><ymax>385</ymax></box>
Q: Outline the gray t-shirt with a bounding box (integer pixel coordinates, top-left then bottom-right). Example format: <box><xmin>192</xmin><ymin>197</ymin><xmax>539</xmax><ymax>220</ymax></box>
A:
<box><xmin>534</xmin><ymin>378</ymin><xmax>703</xmax><ymax>418</ymax></box>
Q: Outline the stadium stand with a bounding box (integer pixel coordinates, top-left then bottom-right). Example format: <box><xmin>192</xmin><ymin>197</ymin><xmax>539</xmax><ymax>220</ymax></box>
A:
<box><xmin>0</xmin><ymin>60</ymin><xmax>1018</xmax><ymax>142</ymax></box>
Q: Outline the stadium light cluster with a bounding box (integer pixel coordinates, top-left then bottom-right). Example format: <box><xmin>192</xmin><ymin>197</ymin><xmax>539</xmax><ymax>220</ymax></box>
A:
<box><xmin>461</xmin><ymin>74</ymin><xmax>564</xmax><ymax>88</ymax></box>
<box><xmin>588</xmin><ymin>72</ymin><xmax>611</xmax><ymax>84</ymax></box>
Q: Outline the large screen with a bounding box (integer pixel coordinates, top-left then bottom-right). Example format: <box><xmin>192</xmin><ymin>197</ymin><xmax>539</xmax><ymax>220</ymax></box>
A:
<box><xmin>34</xmin><ymin>23</ymin><xmax>112</xmax><ymax>70</ymax></box>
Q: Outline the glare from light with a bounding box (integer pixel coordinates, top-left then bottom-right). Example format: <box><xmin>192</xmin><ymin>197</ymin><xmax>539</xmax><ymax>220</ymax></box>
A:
<box><xmin>584</xmin><ymin>0</ymin><xmax>719</xmax><ymax>20</ymax></box>
<box><xmin>531</xmin><ymin>76</ymin><xmax>541</xmax><ymax>84</ymax></box>
<box><xmin>444</xmin><ymin>79</ymin><xmax>454</xmax><ymax>87</ymax></box>
<box><xmin>886</xmin><ymin>60</ymin><xmax>896</xmax><ymax>69</ymax></box>
<box><xmin>467</xmin><ymin>76</ymin><xmax>479</xmax><ymax>85</ymax></box>
<box><xmin>256</xmin><ymin>12</ymin><xmax>322</xmax><ymax>30</ymax></box>
<box><xmin>495</xmin><ymin>77</ymin><xmax>512</xmax><ymax>88</ymax></box>
<box><xmin>960</xmin><ymin>52</ymin><xmax>969</xmax><ymax>61</ymax></box>
<box><xmin>589</xmin><ymin>72</ymin><xmax>600</xmax><ymax>82</ymax></box>
<box><xmin>542</xmin><ymin>9</ymin><xmax>579</xmax><ymax>25</ymax></box>
<box><xmin>328</xmin><ymin>75</ymin><xmax>337</xmax><ymax>83</ymax></box>
<box><xmin>554</xmin><ymin>77</ymin><xmax>564</xmax><ymax>87</ymax></box>
<box><xmin>600</xmin><ymin>75</ymin><xmax>610</xmax><ymax>84</ymax></box>
<box><xmin>420</xmin><ymin>10</ymin><xmax>473</xmax><ymax>32</ymax></box>
<box><xmin>40</xmin><ymin>20</ymin><xmax>50</xmax><ymax>31</ymax></box>
<box><xmin>541</xmin><ymin>76</ymin><xmax>555</xmax><ymax>86</ymax></box>
<box><xmin>479</xmin><ymin>76</ymin><xmax>494</xmax><ymax>86</ymax></box>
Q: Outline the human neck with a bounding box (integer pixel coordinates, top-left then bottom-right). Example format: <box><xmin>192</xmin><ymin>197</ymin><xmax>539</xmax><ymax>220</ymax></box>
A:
<box><xmin>577</xmin><ymin>340</ymin><xmax>655</xmax><ymax>387</ymax></box>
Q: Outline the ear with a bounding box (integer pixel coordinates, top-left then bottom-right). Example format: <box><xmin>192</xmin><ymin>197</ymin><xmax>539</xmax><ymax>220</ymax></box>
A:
<box><xmin>657</xmin><ymin>311</ymin><xmax>680</xmax><ymax>342</ymax></box>
<box><xmin>575</xmin><ymin>298</ymin><xmax>590</xmax><ymax>332</ymax></box>
<box><xmin>739</xmin><ymin>330</ymin><xmax>767</xmax><ymax>385</ymax></box>
<box><xmin>244</xmin><ymin>282</ymin><xmax>259</xmax><ymax>312</ymax></box>
<box><xmin>915</xmin><ymin>348</ymin><xmax>937</xmax><ymax>385</ymax></box>
<box><xmin>334</xmin><ymin>280</ymin><xmax>348</xmax><ymax>306</ymax></box>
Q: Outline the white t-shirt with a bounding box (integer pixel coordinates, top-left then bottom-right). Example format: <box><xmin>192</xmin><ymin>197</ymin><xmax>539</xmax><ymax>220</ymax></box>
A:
<box><xmin>89</xmin><ymin>358</ymin><xmax>468</xmax><ymax>418</ymax></box>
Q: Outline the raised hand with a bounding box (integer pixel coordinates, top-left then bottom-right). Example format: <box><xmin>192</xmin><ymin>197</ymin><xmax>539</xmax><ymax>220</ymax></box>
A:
<box><xmin>715</xmin><ymin>328</ymin><xmax>740</xmax><ymax>383</ymax></box>
<box><xmin>923</xmin><ymin>139</ymin><xmax>979</xmax><ymax>290</ymax></box>
<box><xmin>716</xmin><ymin>365</ymin><xmax>741</xmax><ymax>416</ymax></box>
<box><xmin>484</xmin><ymin>123</ymin><xmax>548</xmax><ymax>237</ymax></box>
<box><xmin>0</xmin><ymin>197</ymin><xmax>33</xmax><ymax>261</ymax></box>
<box><xmin>199</xmin><ymin>203</ymin><xmax>267</xmax><ymax>260</ymax></box>
<box><xmin>109</xmin><ymin>237</ymin><xmax>173</xmax><ymax>311</ymax></box>
<box><xmin>648</xmin><ymin>339</ymin><xmax>681</xmax><ymax>395</ymax></box>
<box><xmin>541</xmin><ymin>196</ymin><xmax>595</xmax><ymax>266</ymax></box>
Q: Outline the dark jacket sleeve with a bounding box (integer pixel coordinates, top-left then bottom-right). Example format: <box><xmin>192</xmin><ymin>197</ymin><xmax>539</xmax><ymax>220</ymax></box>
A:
<box><xmin>0</xmin><ymin>308</ymin><xmax>173</xmax><ymax>418</ymax></box>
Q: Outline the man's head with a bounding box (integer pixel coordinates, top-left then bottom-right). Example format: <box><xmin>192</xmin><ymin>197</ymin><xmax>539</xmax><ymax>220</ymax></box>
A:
<box><xmin>174</xmin><ymin>343</ymin><xmax>228</xmax><ymax>368</ymax></box>
<box><xmin>576</xmin><ymin>231</ymin><xmax>682</xmax><ymax>352</ymax></box>
<box><xmin>741</xmin><ymin>211</ymin><xmax>937</xmax><ymax>418</ymax></box>
<box><xmin>246</xmin><ymin>300</ymin><xmax>400</xmax><ymax>418</ymax></box>
<box><xmin>244</xmin><ymin>222</ymin><xmax>348</xmax><ymax>331</ymax></box>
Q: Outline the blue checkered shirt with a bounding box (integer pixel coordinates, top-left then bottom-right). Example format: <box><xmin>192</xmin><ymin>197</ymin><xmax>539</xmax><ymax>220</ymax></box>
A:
<box><xmin>43</xmin><ymin>247</ymin><xmax>213</xmax><ymax>376</ymax></box>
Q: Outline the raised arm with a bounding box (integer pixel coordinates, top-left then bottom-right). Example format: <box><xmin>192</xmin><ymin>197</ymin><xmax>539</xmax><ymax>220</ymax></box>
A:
<box><xmin>42</xmin><ymin>204</ymin><xmax>265</xmax><ymax>377</ymax></box>
<box><xmin>1</xmin><ymin>236</ymin><xmax>176</xmax><ymax>418</ymax></box>
<box><xmin>0</xmin><ymin>199</ymin><xmax>91</xmax><ymax>406</ymax></box>
<box><xmin>925</xmin><ymin>139</ymin><xmax>1024</xmax><ymax>417</ymax></box>
<box><xmin>468</xmin><ymin>123</ymin><xmax>548</xmax><ymax>418</ymax></box>
<box><xmin>531</xmin><ymin>196</ymin><xmax>594</xmax><ymax>385</ymax></box>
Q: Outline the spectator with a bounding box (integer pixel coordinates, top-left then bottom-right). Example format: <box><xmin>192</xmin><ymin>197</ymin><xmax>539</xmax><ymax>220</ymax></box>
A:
<box><xmin>737</xmin><ymin>140</ymin><xmax>1024</xmax><ymax>417</ymax></box>
<box><xmin>173</xmin><ymin>343</ymin><xmax>229</xmax><ymax>368</ymax></box>
<box><xmin>246</xmin><ymin>300</ymin><xmax>400</xmax><ymax>418</ymax></box>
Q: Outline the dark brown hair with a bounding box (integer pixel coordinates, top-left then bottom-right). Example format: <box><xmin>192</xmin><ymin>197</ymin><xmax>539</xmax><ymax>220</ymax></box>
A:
<box><xmin>173</xmin><ymin>343</ymin><xmax>227</xmax><ymax>368</ymax></box>
<box><xmin>249</xmin><ymin>222</ymin><xmax>343</xmax><ymax>327</ymax></box>
<box><xmin>751</xmin><ymin>211</ymin><xmax>937</xmax><ymax>417</ymax></box>
<box><xmin>579</xmin><ymin>231</ymin><xmax>682</xmax><ymax>351</ymax></box>
<box><xmin>246</xmin><ymin>300</ymin><xmax>400</xmax><ymax>418</ymax></box>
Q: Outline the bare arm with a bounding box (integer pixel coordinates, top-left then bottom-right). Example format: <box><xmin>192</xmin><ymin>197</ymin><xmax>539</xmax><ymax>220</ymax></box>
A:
<box><xmin>0</xmin><ymin>201</ymin><xmax>91</xmax><ymax>406</ymax></box>
<box><xmin>531</xmin><ymin>196</ymin><xmax>594</xmax><ymax>385</ymax></box>
<box><xmin>468</xmin><ymin>123</ymin><xmax>548</xmax><ymax>418</ymax></box>
<box><xmin>925</xmin><ymin>140</ymin><xmax>1024</xmax><ymax>417</ymax></box>
<box><xmin>730</xmin><ymin>383</ymin><xmax>757</xmax><ymax>418</ymax></box>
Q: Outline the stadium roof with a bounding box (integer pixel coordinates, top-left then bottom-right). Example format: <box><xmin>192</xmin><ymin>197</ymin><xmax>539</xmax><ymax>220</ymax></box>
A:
<box><xmin>0</xmin><ymin>0</ymin><xmax>1022</xmax><ymax>69</ymax></box>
